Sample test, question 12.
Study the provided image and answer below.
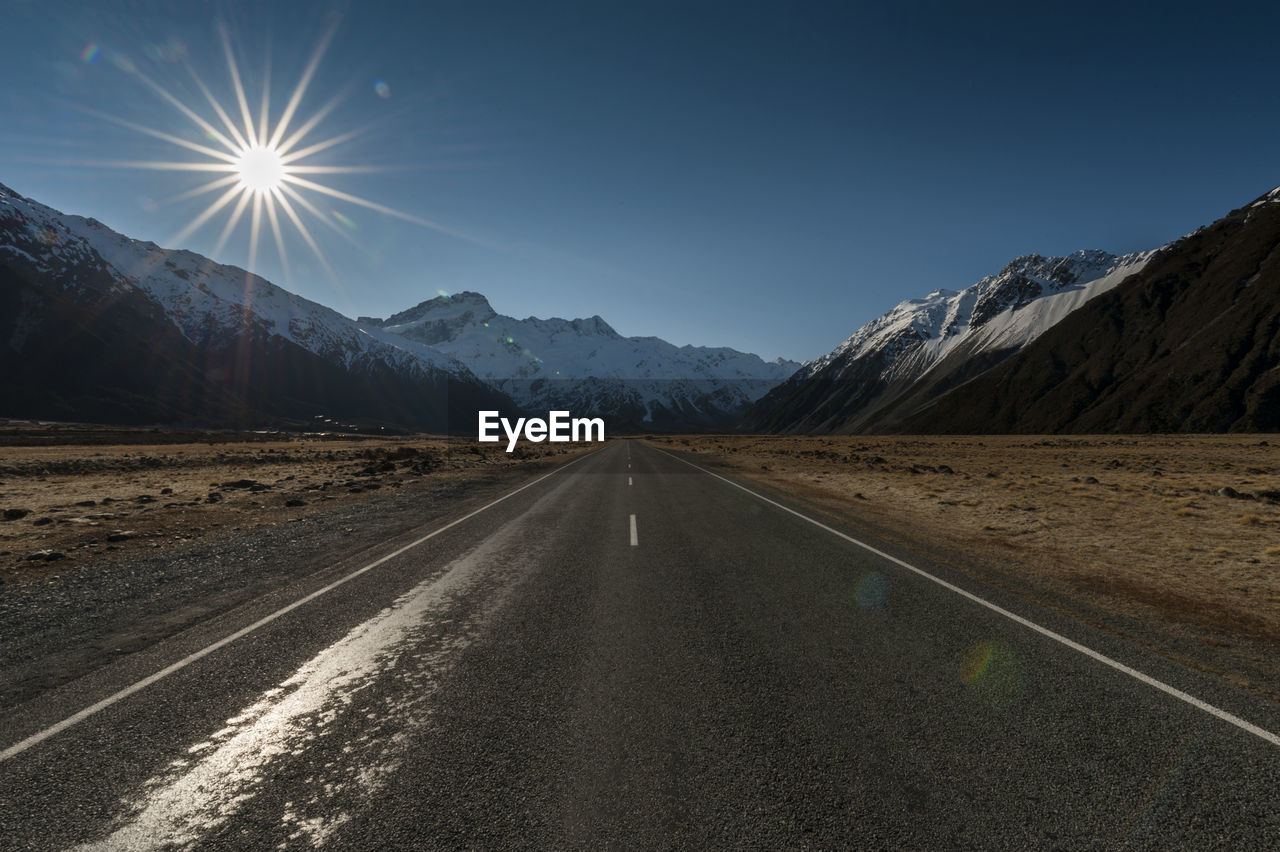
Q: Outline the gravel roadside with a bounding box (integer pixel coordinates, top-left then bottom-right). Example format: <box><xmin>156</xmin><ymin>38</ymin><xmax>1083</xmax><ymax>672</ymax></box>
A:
<box><xmin>0</xmin><ymin>462</ymin><xmax>566</xmax><ymax>711</ymax></box>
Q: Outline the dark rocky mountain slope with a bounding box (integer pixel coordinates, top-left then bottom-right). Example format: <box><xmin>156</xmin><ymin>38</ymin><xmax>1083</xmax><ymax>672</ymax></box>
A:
<box><xmin>1</xmin><ymin>183</ymin><xmax>511</xmax><ymax>432</ymax></box>
<box><xmin>897</xmin><ymin>187</ymin><xmax>1280</xmax><ymax>433</ymax></box>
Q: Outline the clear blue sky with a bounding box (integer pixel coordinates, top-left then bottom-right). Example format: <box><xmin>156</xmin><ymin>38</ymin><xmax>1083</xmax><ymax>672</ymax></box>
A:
<box><xmin>2</xmin><ymin>0</ymin><xmax>1278</xmax><ymax>362</ymax></box>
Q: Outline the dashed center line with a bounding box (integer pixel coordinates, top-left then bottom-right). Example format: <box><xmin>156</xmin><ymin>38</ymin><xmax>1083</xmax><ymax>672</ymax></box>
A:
<box><xmin>628</xmin><ymin>476</ymin><xmax>633</xmax><ymax>486</ymax></box>
<box><xmin>629</xmin><ymin>513</ymin><xmax>638</xmax><ymax>546</ymax></box>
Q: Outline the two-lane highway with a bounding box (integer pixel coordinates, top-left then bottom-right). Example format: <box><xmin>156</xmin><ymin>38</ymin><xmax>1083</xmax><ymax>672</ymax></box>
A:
<box><xmin>2</xmin><ymin>439</ymin><xmax>1279</xmax><ymax>848</ymax></box>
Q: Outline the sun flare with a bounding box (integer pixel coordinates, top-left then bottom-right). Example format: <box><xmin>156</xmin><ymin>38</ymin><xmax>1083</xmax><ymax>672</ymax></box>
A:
<box><xmin>235</xmin><ymin>145</ymin><xmax>286</xmax><ymax>193</ymax></box>
<box><xmin>72</xmin><ymin>20</ymin><xmax>465</xmax><ymax>287</ymax></box>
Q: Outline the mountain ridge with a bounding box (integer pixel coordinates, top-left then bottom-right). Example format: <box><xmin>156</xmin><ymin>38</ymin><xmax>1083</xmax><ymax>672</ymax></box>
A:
<box><xmin>2</xmin><ymin>181</ymin><xmax>798</xmax><ymax>433</ymax></box>
<box><xmin>743</xmin><ymin>246</ymin><xmax>1158</xmax><ymax>433</ymax></box>
<box><xmin>363</xmin><ymin>292</ymin><xmax>800</xmax><ymax>431</ymax></box>
<box><xmin>744</xmin><ymin>185</ymin><xmax>1280</xmax><ymax>435</ymax></box>
<box><xmin>891</xmin><ymin>186</ymin><xmax>1280</xmax><ymax>433</ymax></box>
<box><xmin>1</xmin><ymin>182</ymin><xmax>510</xmax><ymax>432</ymax></box>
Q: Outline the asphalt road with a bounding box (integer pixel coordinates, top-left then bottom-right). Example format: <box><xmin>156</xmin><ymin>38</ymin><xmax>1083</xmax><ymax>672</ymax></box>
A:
<box><xmin>2</xmin><ymin>439</ymin><xmax>1279</xmax><ymax>849</ymax></box>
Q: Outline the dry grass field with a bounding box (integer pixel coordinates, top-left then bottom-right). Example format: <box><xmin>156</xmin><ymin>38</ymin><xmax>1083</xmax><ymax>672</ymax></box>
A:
<box><xmin>646</xmin><ymin>434</ymin><xmax>1280</xmax><ymax>697</ymax></box>
<box><xmin>0</xmin><ymin>427</ymin><xmax>583</xmax><ymax>585</ymax></box>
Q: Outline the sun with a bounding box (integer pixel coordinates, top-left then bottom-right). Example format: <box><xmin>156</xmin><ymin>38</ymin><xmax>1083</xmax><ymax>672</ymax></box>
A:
<box><xmin>72</xmin><ymin>19</ymin><xmax>471</xmax><ymax>288</ymax></box>
<box><xmin>235</xmin><ymin>145</ymin><xmax>286</xmax><ymax>193</ymax></box>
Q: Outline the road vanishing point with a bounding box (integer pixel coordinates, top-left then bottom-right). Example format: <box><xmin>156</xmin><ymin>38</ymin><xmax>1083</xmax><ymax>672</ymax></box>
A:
<box><xmin>1</xmin><ymin>440</ymin><xmax>1278</xmax><ymax>849</ymax></box>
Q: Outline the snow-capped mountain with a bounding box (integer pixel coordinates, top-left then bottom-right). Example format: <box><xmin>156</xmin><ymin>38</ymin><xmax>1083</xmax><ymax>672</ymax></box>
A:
<box><xmin>43</xmin><ymin>199</ymin><xmax>479</xmax><ymax>385</ymax></box>
<box><xmin>891</xmin><ymin>185</ymin><xmax>1280</xmax><ymax>433</ymax></box>
<box><xmin>2</xmin><ymin>180</ymin><xmax>792</xmax><ymax>432</ymax></box>
<box><xmin>806</xmin><ymin>250</ymin><xmax>1156</xmax><ymax>381</ymax></box>
<box><xmin>1</xmin><ymin>182</ymin><xmax>509</xmax><ymax>431</ymax></box>
<box><xmin>361</xmin><ymin>293</ymin><xmax>800</xmax><ymax>430</ymax></box>
<box><xmin>744</xmin><ymin>248</ymin><xmax>1160</xmax><ymax>433</ymax></box>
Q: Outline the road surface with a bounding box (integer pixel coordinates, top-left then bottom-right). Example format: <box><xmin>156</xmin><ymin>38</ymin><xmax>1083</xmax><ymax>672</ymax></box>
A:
<box><xmin>1</xmin><ymin>439</ymin><xmax>1278</xmax><ymax>849</ymax></box>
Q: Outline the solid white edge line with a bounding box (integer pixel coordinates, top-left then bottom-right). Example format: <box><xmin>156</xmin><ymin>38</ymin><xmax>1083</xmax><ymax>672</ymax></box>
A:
<box><xmin>629</xmin><ymin>513</ymin><xmax>638</xmax><ymax>546</ymax></box>
<box><xmin>0</xmin><ymin>446</ymin><xmax>603</xmax><ymax>764</ymax></box>
<box><xmin>653</xmin><ymin>445</ymin><xmax>1280</xmax><ymax>749</ymax></box>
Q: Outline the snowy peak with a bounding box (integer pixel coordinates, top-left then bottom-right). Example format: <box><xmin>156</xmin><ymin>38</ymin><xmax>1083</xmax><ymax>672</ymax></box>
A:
<box><xmin>374</xmin><ymin>291</ymin><xmax>500</xmax><ymax>347</ymax></box>
<box><xmin>808</xmin><ymin>248</ymin><xmax>1154</xmax><ymax>380</ymax></box>
<box><xmin>367</xmin><ymin>291</ymin><xmax>801</xmax><ymax>429</ymax></box>
<box><xmin>565</xmin><ymin>314</ymin><xmax>619</xmax><ymax>338</ymax></box>
<box><xmin>744</xmin><ymin>244</ymin><xmax>1162</xmax><ymax>434</ymax></box>
<box><xmin>382</xmin><ymin>291</ymin><xmax>497</xmax><ymax>326</ymax></box>
<box><xmin>372</xmin><ymin>291</ymin><xmax>795</xmax><ymax>384</ymax></box>
<box><xmin>971</xmin><ymin>249</ymin><xmax>1120</xmax><ymax>327</ymax></box>
<box><xmin>1</xmin><ymin>185</ymin><xmax>119</xmax><ymax>284</ymax></box>
<box><xmin>994</xmin><ymin>249</ymin><xmax>1117</xmax><ymax>282</ymax></box>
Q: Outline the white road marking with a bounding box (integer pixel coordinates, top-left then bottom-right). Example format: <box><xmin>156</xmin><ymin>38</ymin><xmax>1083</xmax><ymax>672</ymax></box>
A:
<box><xmin>654</xmin><ymin>446</ymin><xmax>1280</xmax><ymax>750</ymax></box>
<box><xmin>628</xmin><ymin>476</ymin><xmax>633</xmax><ymax>486</ymax></box>
<box><xmin>0</xmin><ymin>448</ymin><xmax>602</xmax><ymax>764</ymax></box>
<box><xmin>630</xmin><ymin>514</ymin><xmax>638</xmax><ymax>546</ymax></box>
<box><xmin>78</xmin><ymin>523</ymin><xmax>524</xmax><ymax>849</ymax></box>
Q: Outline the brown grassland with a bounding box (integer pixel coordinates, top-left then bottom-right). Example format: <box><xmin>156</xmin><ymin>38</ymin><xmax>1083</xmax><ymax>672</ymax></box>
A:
<box><xmin>645</xmin><ymin>434</ymin><xmax>1280</xmax><ymax>699</ymax></box>
<box><xmin>0</xmin><ymin>426</ymin><xmax>581</xmax><ymax>585</ymax></box>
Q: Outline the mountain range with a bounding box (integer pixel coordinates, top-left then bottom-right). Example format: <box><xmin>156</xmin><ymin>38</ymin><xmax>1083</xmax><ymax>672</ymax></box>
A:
<box><xmin>0</xmin><ymin>182</ymin><xmax>793</xmax><ymax>432</ymax></box>
<box><xmin>744</xmin><ymin>248</ymin><xmax>1158</xmax><ymax>432</ymax></box>
<box><xmin>4</xmin><ymin>179</ymin><xmax>1277</xmax><ymax>435</ymax></box>
<box><xmin>745</xmin><ymin>185</ymin><xmax>1280</xmax><ymax>434</ymax></box>
<box><xmin>0</xmin><ymin>182</ymin><xmax>510</xmax><ymax>433</ymax></box>
<box><xmin>890</xmin><ymin>187</ymin><xmax>1280</xmax><ymax>433</ymax></box>
<box><xmin>359</xmin><ymin>294</ymin><xmax>798</xmax><ymax>431</ymax></box>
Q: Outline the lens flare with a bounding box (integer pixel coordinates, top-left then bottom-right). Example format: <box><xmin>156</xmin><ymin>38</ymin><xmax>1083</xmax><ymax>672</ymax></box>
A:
<box><xmin>855</xmin><ymin>571</ymin><xmax>891</xmax><ymax>611</ymax></box>
<box><xmin>960</xmin><ymin>641</ymin><xmax>995</xmax><ymax>684</ymax></box>
<box><xmin>959</xmin><ymin>639</ymin><xmax>1025</xmax><ymax>708</ymax></box>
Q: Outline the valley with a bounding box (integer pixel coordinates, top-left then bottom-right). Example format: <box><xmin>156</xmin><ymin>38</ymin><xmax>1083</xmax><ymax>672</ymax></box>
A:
<box><xmin>3</xmin><ymin>4</ymin><xmax>1279</xmax><ymax>843</ymax></box>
